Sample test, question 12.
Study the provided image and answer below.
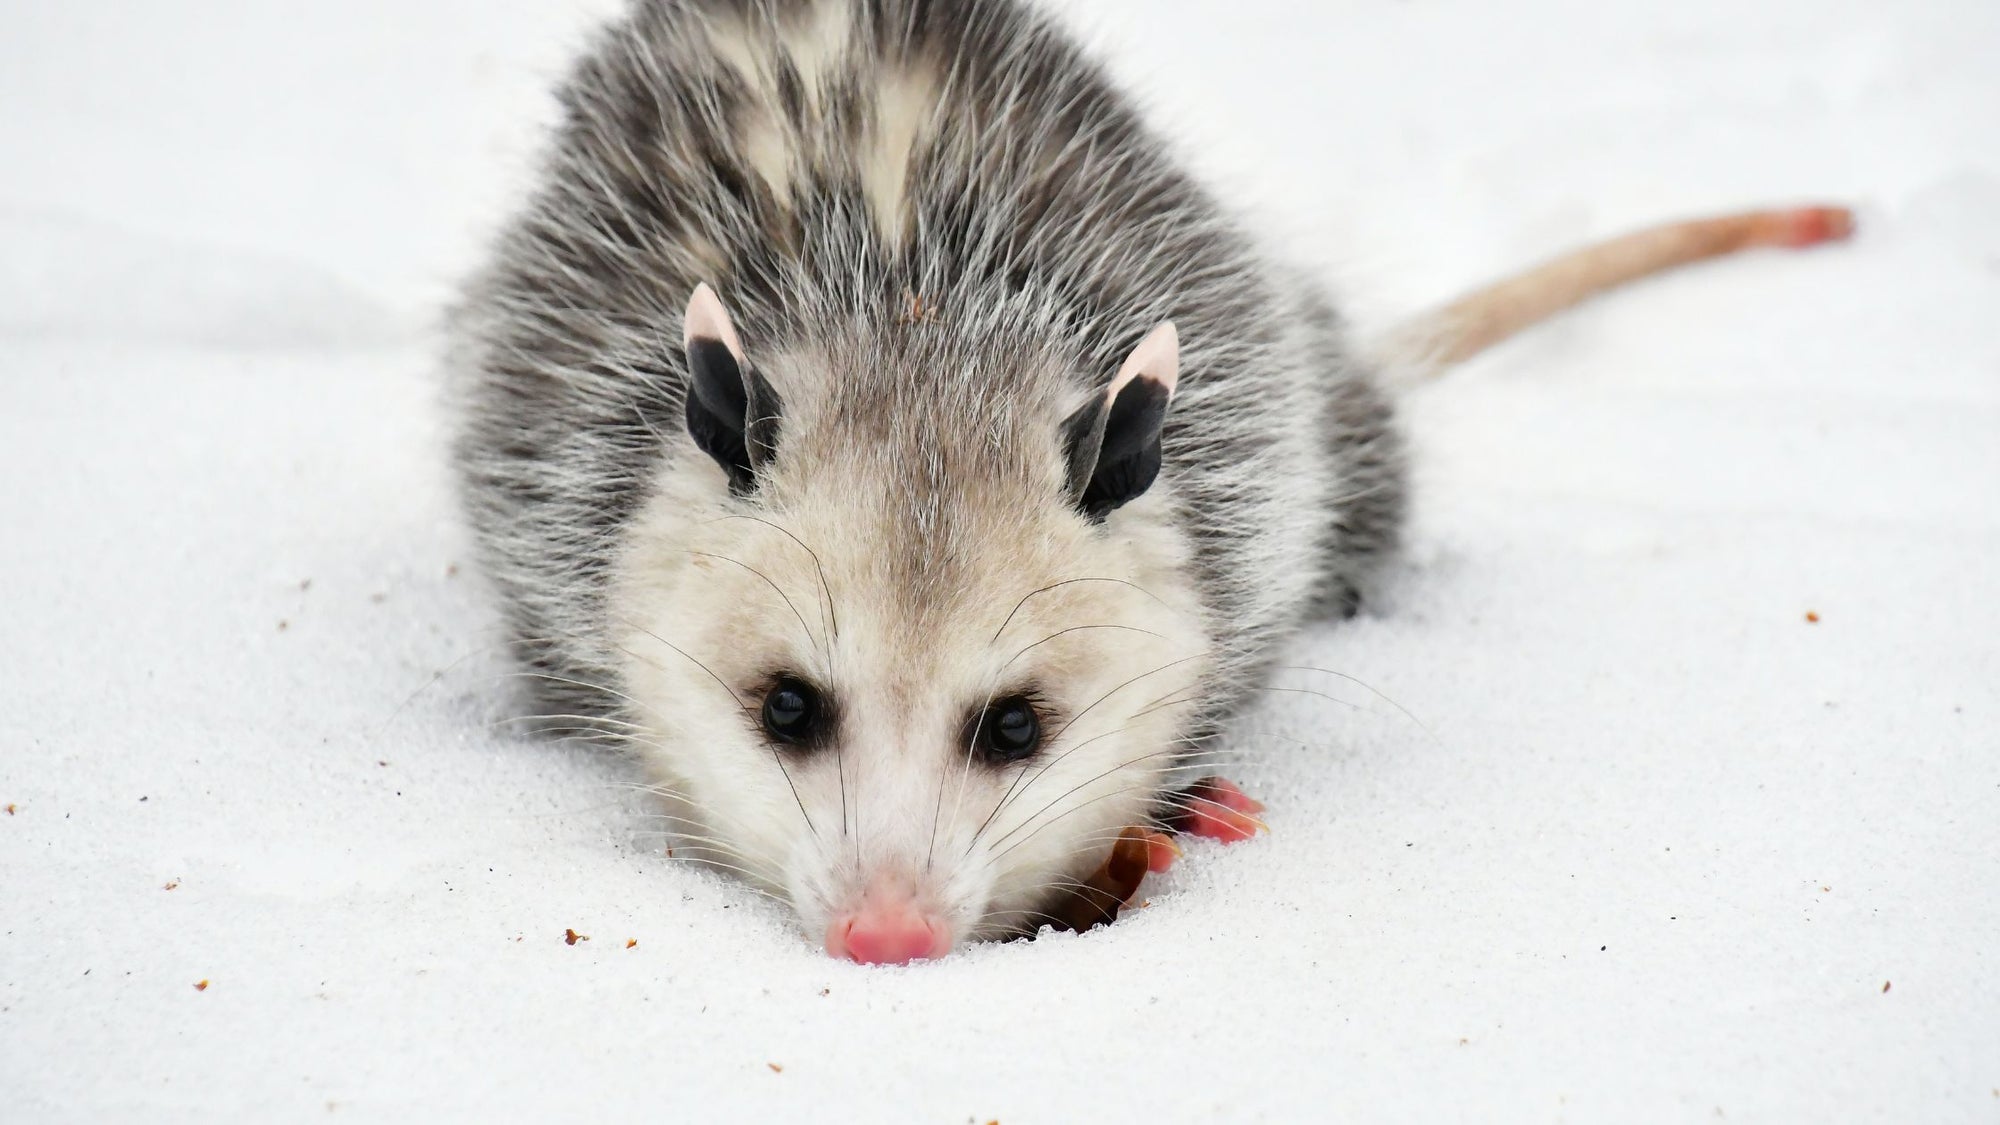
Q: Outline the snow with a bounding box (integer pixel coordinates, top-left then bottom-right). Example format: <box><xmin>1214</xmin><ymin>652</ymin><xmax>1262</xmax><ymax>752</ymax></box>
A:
<box><xmin>2</xmin><ymin>0</ymin><xmax>1996</xmax><ymax>1120</ymax></box>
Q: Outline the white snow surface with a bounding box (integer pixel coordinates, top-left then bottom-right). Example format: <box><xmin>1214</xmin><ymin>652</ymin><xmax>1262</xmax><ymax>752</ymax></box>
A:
<box><xmin>3</xmin><ymin>0</ymin><xmax>1996</xmax><ymax>1120</ymax></box>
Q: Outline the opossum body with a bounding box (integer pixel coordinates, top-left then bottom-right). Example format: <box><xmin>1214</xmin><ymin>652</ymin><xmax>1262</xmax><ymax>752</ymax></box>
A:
<box><xmin>450</xmin><ymin>0</ymin><xmax>1848</xmax><ymax>962</ymax></box>
<box><xmin>451</xmin><ymin>0</ymin><xmax>1395</xmax><ymax>960</ymax></box>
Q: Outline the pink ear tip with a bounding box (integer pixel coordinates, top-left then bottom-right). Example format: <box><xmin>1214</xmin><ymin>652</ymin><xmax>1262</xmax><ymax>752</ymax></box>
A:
<box><xmin>683</xmin><ymin>281</ymin><xmax>747</xmax><ymax>359</ymax></box>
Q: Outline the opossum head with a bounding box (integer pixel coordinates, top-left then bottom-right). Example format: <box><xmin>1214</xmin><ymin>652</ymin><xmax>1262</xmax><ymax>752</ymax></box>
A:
<box><xmin>612</xmin><ymin>285</ymin><xmax>1211</xmax><ymax>963</ymax></box>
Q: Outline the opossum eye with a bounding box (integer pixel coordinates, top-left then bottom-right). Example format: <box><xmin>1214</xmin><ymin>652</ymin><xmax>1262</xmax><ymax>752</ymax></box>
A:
<box><xmin>760</xmin><ymin>677</ymin><xmax>823</xmax><ymax>744</ymax></box>
<box><xmin>1062</xmin><ymin>322</ymin><xmax>1180</xmax><ymax>520</ymax></box>
<box><xmin>980</xmin><ymin>697</ymin><xmax>1042</xmax><ymax>763</ymax></box>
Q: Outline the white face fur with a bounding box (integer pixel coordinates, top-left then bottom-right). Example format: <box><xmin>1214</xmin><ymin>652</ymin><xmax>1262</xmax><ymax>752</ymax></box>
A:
<box><xmin>608</xmin><ymin>287</ymin><xmax>1210</xmax><ymax>956</ymax></box>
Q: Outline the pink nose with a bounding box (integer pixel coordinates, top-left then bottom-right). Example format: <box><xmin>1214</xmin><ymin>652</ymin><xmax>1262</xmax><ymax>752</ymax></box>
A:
<box><xmin>826</xmin><ymin>903</ymin><xmax>950</xmax><ymax>965</ymax></box>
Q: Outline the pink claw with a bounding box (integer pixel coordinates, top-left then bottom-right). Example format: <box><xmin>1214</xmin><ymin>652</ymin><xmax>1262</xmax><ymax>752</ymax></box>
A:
<box><xmin>1182</xmin><ymin>777</ymin><xmax>1267</xmax><ymax>844</ymax></box>
<box><xmin>1137</xmin><ymin>829</ymin><xmax>1181</xmax><ymax>873</ymax></box>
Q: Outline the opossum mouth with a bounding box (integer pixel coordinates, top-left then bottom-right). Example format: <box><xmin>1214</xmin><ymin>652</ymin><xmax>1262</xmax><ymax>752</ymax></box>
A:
<box><xmin>1028</xmin><ymin>776</ymin><xmax>1267</xmax><ymax>936</ymax></box>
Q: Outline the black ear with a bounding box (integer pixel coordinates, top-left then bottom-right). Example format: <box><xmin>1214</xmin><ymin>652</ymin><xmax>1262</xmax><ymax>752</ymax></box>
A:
<box><xmin>683</xmin><ymin>283</ymin><xmax>783</xmax><ymax>494</ymax></box>
<box><xmin>1062</xmin><ymin>322</ymin><xmax>1180</xmax><ymax>520</ymax></box>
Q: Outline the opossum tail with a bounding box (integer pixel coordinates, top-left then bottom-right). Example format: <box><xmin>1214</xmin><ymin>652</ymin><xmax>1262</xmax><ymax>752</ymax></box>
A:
<box><xmin>1387</xmin><ymin>205</ymin><xmax>1854</xmax><ymax>376</ymax></box>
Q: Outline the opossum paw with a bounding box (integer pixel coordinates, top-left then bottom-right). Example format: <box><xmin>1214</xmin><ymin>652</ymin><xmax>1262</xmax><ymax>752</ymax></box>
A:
<box><xmin>1176</xmin><ymin>777</ymin><xmax>1267</xmax><ymax>843</ymax></box>
<box><xmin>1135</xmin><ymin>828</ymin><xmax>1181</xmax><ymax>873</ymax></box>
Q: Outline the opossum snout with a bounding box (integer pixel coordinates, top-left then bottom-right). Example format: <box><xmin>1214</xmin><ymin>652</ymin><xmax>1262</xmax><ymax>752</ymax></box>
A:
<box><xmin>824</xmin><ymin>877</ymin><xmax>953</xmax><ymax>964</ymax></box>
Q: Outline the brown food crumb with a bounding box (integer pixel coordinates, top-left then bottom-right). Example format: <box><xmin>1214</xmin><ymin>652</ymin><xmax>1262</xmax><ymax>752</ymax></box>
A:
<box><xmin>564</xmin><ymin>928</ymin><xmax>589</xmax><ymax>946</ymax></box>
<box><xmin>818</xmin><ymin>987</ymin><xmax>830</xmax><ymax>997</ymax></box>
<box><xmin>1881</xmin><ymin>980</ymin><xmax>1891</xmax><ymax>993</ymax></box>
<box><xmin>3</xmin><ymin>804</ymin><xmax>14</xmax><ymax>815</ymax></box>
<box><xmin>1804</xmin><ymin>611</ymin><xmax>1820</xmax><ymax>623</ymax></box>
<box><xmin>625</xmin><ymin>938</ymin><xmax>637</xmax><ymax>949</ymax></box>
<box><xmin>897</xmin><ymin>287</ymin><xmax>942</xmax><ymax>325</ymax></box>
<box><xmin>277</xmin><ymin>620</ymin><xmax>290</xmax><ymax>632</ymax></box>
<box><xmin>445</xmin><ymin>563</ymin><xmax>460</xmax><ymax>578</ymax></box>
<box><xmin>767</xmin><ymin>1062</ymin><xmax>783</xmax><ymax>1074</ymax></box>
<box><xmin>163</xmin><ymin>880</ymin><xmax>179</xmax><ymax>891</ymax></box>
<box><xmin>194</xmin><ymin>980</ymin><xmax>209</xmax><ymax>992</ymax></box>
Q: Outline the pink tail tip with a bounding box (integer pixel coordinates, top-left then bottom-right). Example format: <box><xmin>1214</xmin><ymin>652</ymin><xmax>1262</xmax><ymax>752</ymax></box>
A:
<box><xmin>1771</xmin><ymin>205</ymin><xmax>1856</xmax><ymax>248</ymax></box>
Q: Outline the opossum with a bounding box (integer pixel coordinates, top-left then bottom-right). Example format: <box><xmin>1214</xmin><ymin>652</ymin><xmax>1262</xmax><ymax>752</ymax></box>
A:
<box><xmin>449</xmin><ymin>0</ymin><xmax>1850</xmax><ymax>963</ymax></box>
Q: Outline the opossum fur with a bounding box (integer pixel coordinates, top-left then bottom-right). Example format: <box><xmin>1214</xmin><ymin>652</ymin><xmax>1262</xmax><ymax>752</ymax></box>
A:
<box><xmin>449</xmin><ymin>0</ymin><xmax>1403</xmax><ymax>945</ymax></box>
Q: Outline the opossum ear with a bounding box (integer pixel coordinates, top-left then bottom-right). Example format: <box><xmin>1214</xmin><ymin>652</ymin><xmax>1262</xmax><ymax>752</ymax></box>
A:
<box><xmin>682</xmin><ymin>283</ymin><xmax>784</xmax><ymax>494</ymax></box>
<box><xmin>1061</xmin><ymin>322</ymin><xmax>1179</xmax><ymax>520</ymax></box>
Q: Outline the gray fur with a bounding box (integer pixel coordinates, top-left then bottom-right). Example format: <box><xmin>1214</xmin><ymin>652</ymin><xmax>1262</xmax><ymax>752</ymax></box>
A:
<box><xmin>450</xmin><ymin>0</ymin><xmax>1403</xmax><ymax>791</ymax></box>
